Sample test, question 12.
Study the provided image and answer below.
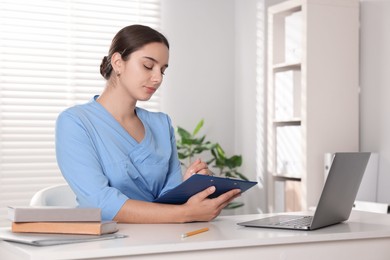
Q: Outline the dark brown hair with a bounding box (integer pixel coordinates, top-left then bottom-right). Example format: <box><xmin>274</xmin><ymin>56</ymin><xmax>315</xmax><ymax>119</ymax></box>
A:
<box><xmin>100</xmin><ymin>24</ymin><xmax>169</xmax><ymax>80</ymax></box>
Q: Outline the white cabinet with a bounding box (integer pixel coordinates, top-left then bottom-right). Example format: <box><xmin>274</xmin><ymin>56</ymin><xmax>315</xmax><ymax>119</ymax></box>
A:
<box><xmin>266</xmin><ymin>0</ymin><xmax>360</xmax><ymax>212</ymax></box>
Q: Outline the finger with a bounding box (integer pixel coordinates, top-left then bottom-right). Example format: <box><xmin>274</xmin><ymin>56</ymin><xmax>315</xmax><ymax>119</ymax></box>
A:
<box><xmin>190</xmin><ymin>161</ymin><xmax>209</xmax><ymax>175</ymax></box>
<box><xmin>190</xmin><ymin>186</ymin><xmax>216</xmax><ymax>201</ymax></box>
<box><xmin>196</xmin><ymin>168</ymin><xmax>211</xmax><ymax>175</ymax></box>
<box><xmin>220</xmin><ymin>192</ymin><xmax>242</xmax><ymax>209</ymax></box>
<box><xmin>187</xmin><ymin>159</ymin><xmax>202</xmax><ymax>174</ymax></box>
<box><xmin>214</xmin><ymin>189</ymin><xmax>241</xmax><ymax>207</ymax></box>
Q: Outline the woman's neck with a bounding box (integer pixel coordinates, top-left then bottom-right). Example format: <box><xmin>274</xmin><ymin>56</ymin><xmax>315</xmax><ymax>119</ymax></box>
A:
<box><xmin>97</xmin><ymin>86</ymin><xmax>137</xmax><ymax>122</ymax></box>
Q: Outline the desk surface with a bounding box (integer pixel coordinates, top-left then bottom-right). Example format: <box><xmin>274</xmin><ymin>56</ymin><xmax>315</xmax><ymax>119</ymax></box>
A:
<box><xmin>1</xmin><ymin>210</ymin><xmax>390</xmax><ymax>260</ymax></box>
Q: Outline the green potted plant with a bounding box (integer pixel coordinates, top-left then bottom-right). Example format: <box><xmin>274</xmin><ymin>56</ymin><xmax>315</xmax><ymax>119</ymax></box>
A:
<box><xmin>175</xmin><ymin>119</ymin><xmax>247</xmax><ymax>209</ymax></box>
<box><xmin>175</xmin><ymin>119</ymin><xmax>215</xmax><ymax>168</ymax></box>
<box><xmin>209</xmin><ymin>143</ymin><xmax>248</xmax><ymax>181</ymax></box>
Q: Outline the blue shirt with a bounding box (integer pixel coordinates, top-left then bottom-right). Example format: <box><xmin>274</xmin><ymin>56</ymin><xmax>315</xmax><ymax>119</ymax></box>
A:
<box><xmin>55</xmin><ymin>96</ymin><xmax>182</xmax><ymax>220</ymax></box>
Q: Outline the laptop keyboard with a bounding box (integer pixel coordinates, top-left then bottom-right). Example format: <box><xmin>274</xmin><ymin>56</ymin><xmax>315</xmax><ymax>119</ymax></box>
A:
<box><xmin>251</xmin><ymin>215</ymin><xmax>313</xmax><ymax>228</ymax></box>
<box><xmin>275</xmin><ymin>215</ymin><xmax>313</xmax><ymax>228</ymax></box>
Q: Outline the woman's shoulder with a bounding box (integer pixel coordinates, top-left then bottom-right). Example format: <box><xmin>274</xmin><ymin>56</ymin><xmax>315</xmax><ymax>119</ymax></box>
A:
<box><xmin>57</xmin><ymin>99</ymin><xmax>98</xmax><ymax>122</ymax></box>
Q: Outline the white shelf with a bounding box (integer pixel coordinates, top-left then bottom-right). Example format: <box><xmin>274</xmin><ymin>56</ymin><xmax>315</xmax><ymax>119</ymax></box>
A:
<box><xmin>273</xmin><ymin>62</ymin><xmax>301</xmax><ymax>71</ymax></box>
<box><xmin>272</xmin><ymin>173</ymin><xmax>302</xmax><ymax>181</ymax></box>
<box><xmin>266</xmin><ymin>0</ymin><xmax>360</xmax><ymax>212</ymax></box>
<box><xmin>273</xmin><ymin>119</ymin><xmax>301</xmax><ymax>125</ymax></box>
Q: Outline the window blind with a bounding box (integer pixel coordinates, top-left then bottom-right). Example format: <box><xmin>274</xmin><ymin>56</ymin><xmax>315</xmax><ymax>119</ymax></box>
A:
<box><xmin>0</xmin><ymin>0</ymin><xmax>162</xmax><ymax>227</ymax></box>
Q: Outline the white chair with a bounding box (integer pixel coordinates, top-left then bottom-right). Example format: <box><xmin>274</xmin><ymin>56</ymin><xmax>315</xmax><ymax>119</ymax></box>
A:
<box><xmin>353</xmin><ymin>200</ymin><xmax>389</xmax><ymax>214</ymax></box>
<box><xmin>30</xmin><ymin>184</ymin><xmax>78</xmax><ymax>207</ymax></box>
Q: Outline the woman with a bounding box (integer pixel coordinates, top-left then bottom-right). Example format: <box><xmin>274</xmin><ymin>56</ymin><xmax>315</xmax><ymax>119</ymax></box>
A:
<box><xmin>55</xmin><ymin>24</ymin><xmax>240</xmax><ymax>223</ymax></box>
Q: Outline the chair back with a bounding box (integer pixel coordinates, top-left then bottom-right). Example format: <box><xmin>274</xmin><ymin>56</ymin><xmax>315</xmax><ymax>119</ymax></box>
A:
<box><xmin>30</xmin><ymin>184</ymin><xmax>77</xmax><ymax>207</ymax></box>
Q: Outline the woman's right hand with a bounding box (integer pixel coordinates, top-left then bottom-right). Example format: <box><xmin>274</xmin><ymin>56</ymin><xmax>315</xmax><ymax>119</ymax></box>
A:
<box><xmin>181</xmin><ymin>186</ymin><xmax>241</xmax><ymax>222</ymax></box>
<box><xmin>183</xmin><ymin>159</ymin><xmax>211</xmax><ymax>181</ymax></box>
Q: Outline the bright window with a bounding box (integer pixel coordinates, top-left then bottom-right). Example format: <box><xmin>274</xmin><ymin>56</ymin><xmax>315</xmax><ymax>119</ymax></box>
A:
<box><xmin>0</xmin><ymin>0</ymin><xmax>162</xmax><ymax>226</ymax></box>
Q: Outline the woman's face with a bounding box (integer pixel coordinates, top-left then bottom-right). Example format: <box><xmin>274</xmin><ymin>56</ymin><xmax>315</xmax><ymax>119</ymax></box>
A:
<box><xmin>118</xmin><ymin>42</ymin><xmax>169</xmax><ymax>102</ymax></box>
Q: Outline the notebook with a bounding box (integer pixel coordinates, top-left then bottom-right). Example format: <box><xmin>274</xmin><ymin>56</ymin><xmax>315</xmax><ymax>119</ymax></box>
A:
<box><xmin>238</xmin><ymin>152</ymin><xmax>371</xmax><ymax>231</ymax></box>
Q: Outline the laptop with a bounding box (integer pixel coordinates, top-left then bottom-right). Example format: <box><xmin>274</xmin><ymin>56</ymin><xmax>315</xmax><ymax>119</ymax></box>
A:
<box><xmin>238</xmin><ymin>152</ymin><xmax>371</xmax><ymax>231</ymax></box>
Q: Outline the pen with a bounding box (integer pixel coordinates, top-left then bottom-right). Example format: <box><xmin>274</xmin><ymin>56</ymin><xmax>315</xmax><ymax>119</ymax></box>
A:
<box><xmin>181</xmin><ymin>227</ymin><xmax>209</xmax><ymax>238</ymax></box>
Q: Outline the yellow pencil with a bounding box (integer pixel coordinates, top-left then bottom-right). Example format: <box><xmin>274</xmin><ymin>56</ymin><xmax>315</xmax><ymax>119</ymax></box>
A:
<box><xmin>181</xmin><ymin>227</ymin><xmax>209</xmax><ymax>238</ymax></box>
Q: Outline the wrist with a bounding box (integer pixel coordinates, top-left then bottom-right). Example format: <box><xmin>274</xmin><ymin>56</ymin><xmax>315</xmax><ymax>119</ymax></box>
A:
<box><xmin>177</xmin><ymin>204</ymin><xmax>191</xmax><ymax>223</ymax></box>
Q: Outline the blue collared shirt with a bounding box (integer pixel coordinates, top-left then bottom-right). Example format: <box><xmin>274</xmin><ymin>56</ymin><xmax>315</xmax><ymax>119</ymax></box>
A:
<box><xmin>55</xmin><ymin>96</ymin><xmax>182</xmax><ymax>220</ymax></box>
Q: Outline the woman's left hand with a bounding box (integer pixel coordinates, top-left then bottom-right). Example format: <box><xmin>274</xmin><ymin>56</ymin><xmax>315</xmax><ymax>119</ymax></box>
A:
<box><xmin>183</xmin><ymin>159</ymin><xmax>212</xmax><ymax>181</ymax></box>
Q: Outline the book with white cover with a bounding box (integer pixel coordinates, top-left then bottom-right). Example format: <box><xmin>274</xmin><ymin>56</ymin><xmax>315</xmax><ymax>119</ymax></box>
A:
<box><xmin>8</xmin><ymin>206</ymin><xmax>101</xmax><ymax>222</ymax></box>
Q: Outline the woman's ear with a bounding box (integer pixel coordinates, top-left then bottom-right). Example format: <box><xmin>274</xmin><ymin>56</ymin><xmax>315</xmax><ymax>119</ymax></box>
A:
<box><xmin>110</xmin><ymin>52</ymin><xmax>123</xmax><ymax>77</ymax></box>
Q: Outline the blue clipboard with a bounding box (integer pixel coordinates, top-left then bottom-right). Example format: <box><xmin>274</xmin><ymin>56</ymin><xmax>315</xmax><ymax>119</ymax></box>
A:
<box><xmin>154</xmin><ymin>174</ymin><xmax>257</xmax><ymax>204</ymax></box>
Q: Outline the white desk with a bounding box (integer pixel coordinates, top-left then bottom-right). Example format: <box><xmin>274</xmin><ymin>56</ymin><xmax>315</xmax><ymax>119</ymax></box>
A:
<box><xmin>1</xmin><ymin>210</ymin><xmax>390</xmax><ymax>260</ymax></box>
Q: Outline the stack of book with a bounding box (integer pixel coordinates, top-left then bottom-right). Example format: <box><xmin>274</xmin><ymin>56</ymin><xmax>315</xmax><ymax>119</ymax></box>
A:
<box><xmin>7</xmin><ymin>206</ymin><xmax>118</xmax><ymax>236</ymax></box>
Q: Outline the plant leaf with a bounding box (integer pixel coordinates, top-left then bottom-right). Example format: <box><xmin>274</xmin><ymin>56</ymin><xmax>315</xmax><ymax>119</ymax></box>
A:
<box><xmin>224</xmin><ymin>201</ymin><xmax>244</xmax><ymax>209</ymax></box>
<box><xmin>193</xmin><ymin>119</ymin><xmax>204</xmax><ymax>136</ymax></box>
<box><xmin>234</xmin><ymin>171</ymin><xmax>249</xmax><ymax>181</ymax></box>
<box><xmin>215</xmin><ymin>144</ymin><xmax>225</xmax><ymax>158</ymax></box>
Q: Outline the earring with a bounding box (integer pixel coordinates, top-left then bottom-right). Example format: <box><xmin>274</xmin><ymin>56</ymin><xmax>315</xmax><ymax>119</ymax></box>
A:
<box><xmin>116</xmin><ymin>71</ymin><xmax>120</xmax><ymax>77</ymax></box>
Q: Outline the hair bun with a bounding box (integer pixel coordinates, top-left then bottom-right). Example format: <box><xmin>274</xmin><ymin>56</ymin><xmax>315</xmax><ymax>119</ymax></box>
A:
<box><xmin>100</xmin><ymin>56</ymin><xmax>112</xmax><ymax>80</ymax></box>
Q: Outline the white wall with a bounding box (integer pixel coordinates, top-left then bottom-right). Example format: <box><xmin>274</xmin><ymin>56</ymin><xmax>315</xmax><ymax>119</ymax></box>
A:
<box><xmin>160</xmin><ymin>0</ymin><xmax>235</xmax><ymax>153</ymax></box>
<box><xmin>234</xmin><ymin>0</ymin><xmax>266</xmax><ymax>214</ymax></box>
<box><xmin>161</xmin><ymin>0</ymin><xmax>266</xmax><ymax>214</ymax></box>
<box><xmin>160</xmin><ymin>0</ymin><xmax>390</xmax><ymax>213</ymax></box>
<box><xmin>360</xmin><ymin>0</ymin><xmax>390</xmax><ymax>204</ymax></box>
